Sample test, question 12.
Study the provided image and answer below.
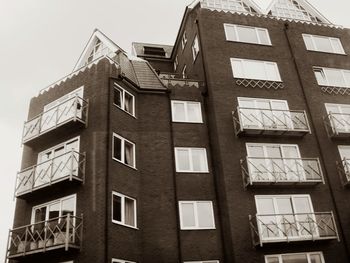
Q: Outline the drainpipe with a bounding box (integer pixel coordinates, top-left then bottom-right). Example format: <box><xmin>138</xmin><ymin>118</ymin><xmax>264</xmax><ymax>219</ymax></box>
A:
<box><xmin>283</xmin><ymin>22</ymin><xmax>350</xmax><ymax>261</ymax></box>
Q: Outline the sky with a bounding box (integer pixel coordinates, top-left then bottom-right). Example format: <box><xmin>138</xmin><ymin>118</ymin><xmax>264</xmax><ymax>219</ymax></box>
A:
<box><xmin>0</xmin><ymin>0</ymin><xmax>350</xmax><ymax>259</ymax></box>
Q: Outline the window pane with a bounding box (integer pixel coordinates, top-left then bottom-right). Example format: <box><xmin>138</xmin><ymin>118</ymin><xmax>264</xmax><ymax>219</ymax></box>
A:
<box><xmin>245</xmin><ymin>60</ymin><xmax>266</xmax><ymax>80</ymax></box>
<box><xmin>187</xmin><ymin>103</ymin><xmax>202</xmax><ymax>122</ymax></box>
<box><xmin>124</xmin><ymin>141</ymin><xmax>134</xmax><ymax>167</ymax></box>
<box><xmin>343</xmin><ymin>71</ymin><xmax>350</xmax><ymax>86</ymax></box>
<box><xmin>310</xmin><ymin>254</ymin><xmax>323</xmax><ymax>263</ymax></box>
<box><xmin>114</xmin><ymin>88</ymin><xmax>122</xmax><ymax>107</ymax></box>
<box><xmin>265</xmin><ymin>63</ymin><xmax>280</xmax><ymax>81</ymax></box>
<box><xmin>48</xmin><ymin>202</ymin><xmax>60</xmax><ymax>219</ymax></box>
<box><xmin>231</xmin><ymin>59</ymin><xmax>244</xmax><ymax>78</ymax></box>
<box><xmin>314</xmin><ymin>69</ymin><xmax>326</xmax><ymax>85</ymax></box>
<box><xmin>181</xmin><ymin>203</ymin><xmax>196</xmax><ymax>228</ymax></box>
<box><xmin>191</xmin><ymin>149</ymin><xmax>208</xmax><ymax>172</ymax></box>
<box><xmin>61</xmin><ymin>197</ymin><xmax>75</xmax><ymax>217</ymax></box>
<box><xmin>197</xmin><ymin>202</ymin><xmax>214</xmax><ymax>228</ymax></box>
<box><xmin>225</xmin><ymin>25</ymin><xmax>237</xmax><ymax>41</ymax></box>
<box><xmin>257</xmin><ymin>29</ymin><xmax>269</xmax><ymax>45</ymax></box>
<box><xmin>173</xmin><ymin>102</ymin><xmax>186</xmax><ymax>121</ymax></box>
<box><xmin>124</xmin><ymin>197</ymin><xmax>135</xmax><ymax>227</ymax></box>
<box><xmin>330</xmin><ymin>38</ymin><xmax>343</xmax><ymax>54</ymax></box>
<box><xmin>303</xmin><ymin>35</ymin><xmax>314</xmax><ymax>50</ymax></box>
<box><xmin>314</xmin><ymin>36</ymin><xmax>333</xmax><ymax>53</ymax></box>
<box><xmin>237</xmin><ymin>26</ymin><xmax>258</xmax><ymax>43</ymax></box>
<box><xmin>256</xmin><ymin>198</ymin><xmax>275</xmax><ymax>214</ymax></box>
<box><xmin>281</xmin><ymin>254</ymin><xmax>308</xmax><ymax>263</ymax></box>
<box><xmin>124</xmin><ymin>92</ymin><xmax>134</xmax><ymax>115</ymax></box>
<box><xmin>176</xmin><ymin>149</ymin><xmax>190</xmax><ymax>171</ymax></box>
<box><xmin>34</xmin><ymin>207</ymin><xmax>47</xmax><ymax>223</ymax></box>
<box><xmin>265</xmin><ymin>256</ymin><xmax>280</xmax><ymax>263</ymax></box>
<box><xmin>113</xmin><ymin>136</ymin><xmax>122</xmax><ymax>161</ymax></box>
<box><xmin>113</xmin><ymin>195</ymin><xmax>122</xmax><ymax>222</ymax></box>
<box><xmin>325</xmin><ymin>68</ymin><xmax>346</xmax><ymax>87</ymax></box>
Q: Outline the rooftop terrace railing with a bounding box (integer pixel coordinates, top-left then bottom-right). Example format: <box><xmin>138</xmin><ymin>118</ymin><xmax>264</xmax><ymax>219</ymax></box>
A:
<box><xmin>337</xmin><ymin>158</ymin><xmax>350</xmax><ymax>186</ymax></box>
<box><xmin>15</xmin><ymin>150</ymin><xmax>85</xmax><ymax>197</ymax></box>
<box><xmin>158</xmin><ymin>73</ymin><xmax>201</xmax><ymax>88</ymax></box>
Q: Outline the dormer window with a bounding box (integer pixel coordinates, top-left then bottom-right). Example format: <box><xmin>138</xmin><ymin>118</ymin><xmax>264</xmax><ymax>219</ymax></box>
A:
<box><xmin>86</xmin><ymin>39</ymin><xmax>112</xmax><ymax>64</ymax></box>
<box><xmin>143</xmin><ymin>46</ymin><xmax>166</xmax><ymax>57</ymax></box>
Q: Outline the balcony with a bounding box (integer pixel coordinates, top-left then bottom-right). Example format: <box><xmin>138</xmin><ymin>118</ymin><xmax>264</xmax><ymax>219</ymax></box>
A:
<box><xmin>22</xmin><ymin>96</ymin><xmax>88</xmax><ymax>145</ymax></box>
<box><xmin>241</xmin><ymin>157</ymin><xmax>324</xmax><ymax>187</ymax></box>
<box><xmin>15</xmin><ymin>151</ymin><xmax>85</xmax><ymax>198</ymax></box>
<box><xmin>324</xmin><ymin>112</ymin><xmax>350</xmax><ymax>138</ymax></box>
<box><xmin>6</xmin><ymin>214</ymin><xmax>83</xmax><ymax>259</ymax></box>
<box><xmin>249</xmin><ymin>212</ymin><xmax>339</xmax><ymax>246</ymax></box>
<box><xmin>232</xmin><ymin>107</ymin><xmax>311</xmax><ymax>136</ymax></box>
<box><xmin>337</xmin><ymin>158</ymin><xmax>350</xmax><ymax>186</ymax></box>
<box><xmin>158</xmin><ymin>73</ymin><xmax>200</xmax><ymax>88</ymax></box>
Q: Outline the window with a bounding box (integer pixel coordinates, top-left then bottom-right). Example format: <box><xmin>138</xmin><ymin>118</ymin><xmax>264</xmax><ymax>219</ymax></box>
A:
<box><xmin>303</xmin><ymin>34</ymin><xmax>344</xmax><ymax>54</ymax></box>
<box><xmin>192</xmin><ymin>35</ymin><xmax>200</xmax><ymax>60</ymax></box>
<box><xmin>185</xmin><ymin>261</ymin><xmax>219</xmax><ymax>263</ymax></box>
<box><xmin>265</xmin><ymin>252</ymin><xmax>325</xmax><ymax>263</ymax></box>
<box><xmin>87</xmin><ymin>39</ymin><xmax>113</xmax><ymax>64</ymax></box>
<box><xmin>182</xmin><ymin>65</ymin><xmax>187</xmax><ymax>78</ymax></box>
<box><xmin>143</xmin><ymin>46</ymin><xmax>166</xmax><ymax>57</ymax></box>
<box><xmin>31</xmin><ymin>195</ymin><xmax>76</xmax><ymax>224</ymax></box>
<box><xmin>325</xmin><ymin>103</ymin><xmax>350</xmax><ymax>133</ymax></box>
<box><xmin>313</xmin><ymin>67</ymin><xmax>350</xmax><ymax>88</ymax></box>
<box><xmin>224</xmin><ymin>24</ymin><xmax>271</xmax><ymax>45</ymax></box>
<box><xmin>338</xmin><ymin>146</ymin><xmax>350</xmax><ymax>175</ymax></box>
<box><xmin>113</xmin><ymin>83</ymin><xmax>135</xmax><ymax>116</ymax></box>
<box><xmin>112</xmin><ymin>133</ymin><xmax>136</xmax><ymax>168</ymax></box>
<box><xmin>179</xmin><ymin>201</ymin><xmax>215</xmax><ymax>230</ymax></box>
<box><xmin>171</xmin><ymin>101</ymin><xmax>203</xmax><ymax>123</ymax></box>
<box><xmin>174</xmin><ymin>55</ymin><xmax>178</xmax><ymax>71</ymax></box>
<box><xmin>231</xmin><ymin>58</ymin><xmax>281</xmax><ymax>81</ymax></box>
<box><xmin>112</xmin><ymin>259</ymin><xmax>136</xmax><ymax>263</ymax></box>
<box><xmin>181</xmin><ymin>31</ymin><xmax>187</xmax><ymax>50</ymax></box>
<box><xmin>112</xmin><ymin>192</ymin><xmax>137</xmax><ymax>228</ymax></box>
<box><xmin>174</xmin><ymin>147</ymin><xmax>209</xmax><ymax>173</ymax></box>
<box><xmin>255</xmin><ymin>194</ymin><xmax>315</xmax><ymax>240</ymax></box>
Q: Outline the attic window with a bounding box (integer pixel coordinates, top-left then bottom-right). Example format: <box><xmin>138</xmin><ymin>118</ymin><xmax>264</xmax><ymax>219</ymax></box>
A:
<box><xmin>143</xmin><ymin>46</ymin><xmax>166</xmax><ymax>57</ymax></box>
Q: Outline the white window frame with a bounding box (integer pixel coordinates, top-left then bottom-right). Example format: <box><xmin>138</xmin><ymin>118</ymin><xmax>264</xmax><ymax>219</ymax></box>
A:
<box><xmin>171</xmin><ymin>100</ymin><xmax>203</xmax><ymax>123</ymax></box>
<box><xmin>325</xmin><ymin>103</ymin><xmax>350</xmax><ymax>133</ymax></box>
<box><xmin>174</xmin><ymin>147</ymin><xmax>209</xmax><ymax>173</ymax></box>
<box><xmin>113</xmin><ymin>83</ymin><xmax>135</xmax><ymax>117</ymax></box>
<box><xmin>112</xmin><ymin>191</ymin><xmax>137</xmax><ymax>229</ymax></box>
<box><xmin>112</xmin><ymin>133</ymin><xmax>136</xmax><ymax>169</ymax></box>
<box><xmin>224</xmin><ymin>24</ymin><xmax>271</xmax><ymax>45</ymax></box>
<box><xmin>265</xmin><ymin>251</ymin><xmax>325</xmax><ymax>263</ymax></box>
<box><xmin>192</xmin><ymin>35</ymin><xmax>200</xmax><ymax>61</ymax></box>
<box><xmin>174</xmin><ymin>55</ymin><xmax>179</xmax><ymax>71</ymax></box>
<box><xmin>31</xmin><ymin>194</ymin><xmax>77</xmax><ymax>224</ymax></box>
<box><xmin>184</xmin><ymin>261</ymin><xmax>219</xmax><ymax>263</ymax></box>
<box><xmin>313</xmin><ymin>67</ymin><xmax>350</xmax><ymax>88</ymax></box>
<box><xmin>303</xmin><ymin>34</ymin><xmax>345</xmax><ymax>54</ymax></box>
<box><xmin>112</xmin><ymin>259</ymin><xmax>136</xmax><ymax>263</ymax></box>
<box><xmin>38</xmin><ymin>136</ymin><xmax>80</xmax><ymax>162</ymax></box>
<box><xmin>179</xmin><ymin>201</ymin><xmax>216</xmax><ymax>230</ymax></box>
<box><xmin>231</xmin><ymin>58</ymin><xmax>281</xmax><ymax>81</ymax></box>
<box><xmin>181</xmin><ymin>31</ymin><xmax>187</xmax><ymax>50</ymax></box>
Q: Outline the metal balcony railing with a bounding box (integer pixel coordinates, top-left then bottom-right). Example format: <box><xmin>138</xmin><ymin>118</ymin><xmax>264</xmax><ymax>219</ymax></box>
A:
<box><xmin>15</xmin><ymin>150</ymin><xmax>85</xmax><ymax>197</ymax></box>
<box><xmin>6</xmin><ymin>214</ymin><xmax>83</xmax><ymax>259</ymax></box>
<box><xmin>232</xmin><ymin>107</ymin><xmax>311</xmax><ymax>136</ymax></box>
<box><xmin>324</xmin><ymin>112</ymin><xmax>350</xmax><ymax>138</ymax></box>
<box><xmin>22</xmin><ymin>95</ymin><xmax>88</xmax><ymax>144</ymax></box>
<box><xmin>249</xmin><ymin>212</ymin><xmax>339</xmax><ymax>246</ymax></box>
<box><xmin>336</xmin><ymin>158</ymin><xmax>350</xmax><ymax>186</ymax></box>
<box><xmin>158</xmin><ymin>73</ymin><xmax>200</xmax><ymax>88</ymax></box>
<box><xmin>241</xmin><ymin>157</ymin><xmax>324</xmax><ymax>187</ymax></box>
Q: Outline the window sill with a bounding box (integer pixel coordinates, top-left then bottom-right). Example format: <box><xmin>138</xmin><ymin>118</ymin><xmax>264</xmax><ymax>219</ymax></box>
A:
<box><xmin>226</xmin><ymin>40</ymin><xmax>273</xmax><ymax>47</ymax></box>
<box><xmin>112</xmin><ymin>220</ymin><xmax>139</xmax><ymax>230</ymax></box>
<box><xmin>112</xmin><ymin>157</ymin><xmax>137</xmax><ymax>170</ymax></box>
<box><xmin>180</xmin><ymin>227</ymin><xmax>216</xmax><ymax>230</ymax></box>
<box><xmin>113</xmin><ymin>104</ymin><xmax>137</xmax><ymax>119</ymax></box>
<box><xmin>172</xmin><ymin>120</ymin><xmax>204</xmax><ymax>124</ymax></box>
<box><xmin>176</xmin><ymin>170</ymin><xmax>210</xmax><ymax>173</ymax></box>
<box><xmin>306</xmin><ymin>49</ymin><xmax>347</xmax><ymax>56</ymax></box>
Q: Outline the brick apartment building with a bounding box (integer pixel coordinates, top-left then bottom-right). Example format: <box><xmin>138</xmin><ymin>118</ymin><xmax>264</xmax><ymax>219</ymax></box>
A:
<box><xmin>5</xmin><ymin>0</ymin><xmax>350</xmax><ymax>262</ymax></box>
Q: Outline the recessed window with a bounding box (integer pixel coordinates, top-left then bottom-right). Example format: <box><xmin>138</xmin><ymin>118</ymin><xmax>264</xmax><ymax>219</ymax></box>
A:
<box><xmin>231</xmin><ymin>58</ymin><xmax>281</xmax><ymax>81</ymax></box>
<box><xmin>303</xmin><ymin>34</ymin><xmax>344</xmax><ymax>54</ymax></box>
<box><xmin>265</xmin><ymin>252</ymin><xmax>325</xmax><ymax>263</ymax></box>
<box><xmin>224</xmin><ymin>24</ymin><xmax>271</xmax><ymax>45</ymax></box>
<box><xmin>179</xmin><ymin>201</ymin><xmax>215</xmax><ymax>230</ymax></box>
<box><xmin>182</xmin><ymin>65</ymin><xmax>187</xmax><ymax>78</ymax></box>
<box><xmin>181</xmin><ymin>31</ymin><xmax>187</xmax><ymax>50</ymax></box>
<box><xmin>175</xmin><ymin>147</ymin><xmax>209</xmax><ymax>173</ymax></box>
<box><xmin>112</xmin><ymin>192</ymin><xmax>137</xmax><ymax>228</ymax></box>
<box><xmin>112</xmin><ymin>133</ymin><xmax>136</xmax><ymax>168</ymax></box>
<box><xmin>174</xmin><ymin>55</ymin><xmax>179</xmax><ymax>71</ymax></box>
<box><xmin>313</xmin><ymin>67</ymin><xmax>350</xmax><ymax>88</ymax></box>
<box><xmin>113</xmin><ymin>83</ymin><xmax>135</xmax><ymax>116</ymax></box>
<box><xmin>171</xmin><ymin>101</ymin><xmax>203</xmax><ymax>123</ymax></box>
<box><xmin>192</xmin><ymin>35</ymin><xmax>200</xmax><ymax>60</ymax></box>
<box><xmin>143</xmin><ymin>46</ymin><xmax>166</xmax><ymax>57</ymax></box>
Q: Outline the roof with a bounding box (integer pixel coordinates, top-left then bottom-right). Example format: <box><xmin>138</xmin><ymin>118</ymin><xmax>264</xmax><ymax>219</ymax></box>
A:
<box><xmin>132</xmin><ymin>42</ymin><xmax>173</xmax><ymax>59</ymax></box>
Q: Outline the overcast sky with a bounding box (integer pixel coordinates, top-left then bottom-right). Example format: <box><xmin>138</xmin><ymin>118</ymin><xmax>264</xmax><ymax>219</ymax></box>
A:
<box><xmin>1</xmin><ymin>0</ymin><xmax>350</xmax><ymax>258</ymax></box>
